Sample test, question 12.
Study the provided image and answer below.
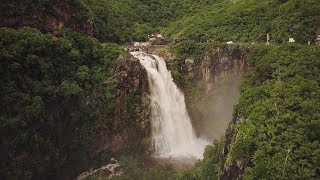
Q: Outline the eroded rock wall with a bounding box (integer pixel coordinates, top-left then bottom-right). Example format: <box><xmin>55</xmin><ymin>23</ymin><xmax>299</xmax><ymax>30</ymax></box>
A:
<box><xmin>220</xmin><ymin>109</ymin><xmax>244</xmax><ymax>180</ymax></box>
<box><xmin>174</xmin><ymin>45</ymin><xmax>249</xmax><ymax>141</ymax></box>
<box><xmin>91</xmin><ymin>53</ymin><xmax>151</xmax><ymax>161</ymax></box>
<box><xmin>182</xmin><ymin>46</ymin><xmax>248</xmax><ymax>179</ymax></box>
<box><xmin>50</xmin><ymin>54</ymin><xmax>151</xmax><ymax>179</ymax></box>
<box><xmin>182</xmin><ymin>46</ymin><xmax>248</xmax><ymax>92</ymax></box>
<box><xmin>0</xmin><ymin>0</ymin><xmax>94</xmax><ymax>36</ymax></box>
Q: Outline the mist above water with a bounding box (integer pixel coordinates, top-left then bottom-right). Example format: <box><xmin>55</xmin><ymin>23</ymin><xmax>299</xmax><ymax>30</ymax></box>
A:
<box><xmin>131</xmin><ymin>52</ymin><xmax>208</xmax><ymax>159</ymax></box>
<box><xmin>190</xmin><ymin>73</ymin><xmax>242</xmax><ymax>140</ymax></box>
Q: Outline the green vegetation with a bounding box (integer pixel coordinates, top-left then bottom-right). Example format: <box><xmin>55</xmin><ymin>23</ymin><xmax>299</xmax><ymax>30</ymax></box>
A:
<box><xmin>1</xmin><ymin>0</ymin><xmax>320</xmax><ymax>179</ymax></box>
<box><xmin>84</xmin><ymin>0</ymin><xmax>225</xmax><ymax>43</ymax></box>
<box><xmin>227</xmin><ymin>44</ymin><xmax>320</xmax><ymax>178</ymax></box>
<box><xmin>111</xmin><ymin>156</ymin><xmax>177</xmax><ymax>180</ymax></box>
<box><xmin>164</xmin><ymin>2</ymin><xmax>320</xmax><ymax>177</ymax></box>
<box><xmin>1</xmin><ymin>0</ymin><xmax>221</xmax><ymax>44</ymax></box>
<box><xmin>170</xmin><ymin>44</ymin><xmax>320</xmax><ymax>179</ymax></box>
<box><xmin>3</xmin><ymin>0</ymin><xmax>319</xmax><ymax>44</ymax></box>
<box><xmin>0</xmin><ymin>27</ymin><xmax>120</xmax><ymax>178</ymax></box>
<box><xmin>105</xmin><ymin>140</ymin><xmax>225</xmax><ymax>180</ymax></box>
<box><xmin>176</xmin><ymin>140</ymin><xmax>225</xmax><ymax>180</ymax></box>
<box><xmin>164</xmin><ymin>0</ymin><xmax>320</xmax><ymax>44</ymax></box>
<box><xmin>0</xmin><ymin>0</ymin><xmax>92</xmax><ymax>28</ymax></box>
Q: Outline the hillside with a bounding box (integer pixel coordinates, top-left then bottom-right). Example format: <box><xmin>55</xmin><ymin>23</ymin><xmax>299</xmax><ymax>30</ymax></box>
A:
<box><xmin>172</xmin><ymin>44</ymin><xmax>320</xmax><ymax>179</ymax></box>
<box><xmin>163</xmin><ymin>0</ymin><xmax>320</xmax><ymax>44</ymax></box>
<box><xmin>0</xmin><ymin>0</ymin><xmax>320</xmax><ymax>179</ymax></box>
<box><xmin>1</xmin><ymin>0</ymin><xmax>218</xmax><ymax>43</ymax></box>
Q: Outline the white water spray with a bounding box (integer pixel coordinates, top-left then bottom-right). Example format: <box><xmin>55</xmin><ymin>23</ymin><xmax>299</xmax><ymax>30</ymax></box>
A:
<box><xmin>131</xmin><ymin>52</ymin><xmax>208</xmax><ymax>159</ymax></box>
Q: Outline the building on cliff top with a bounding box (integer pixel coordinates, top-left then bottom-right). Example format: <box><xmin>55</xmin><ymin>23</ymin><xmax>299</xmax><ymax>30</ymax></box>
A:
<box><xmin>289</xmin><ymin>38</ymin><xmax>295</xmax><ymax>43</ymax></box>
<box><xmin>316</xmin><ymin>35</ymin><xmax>320</xmax><ymax>45</ymax></box>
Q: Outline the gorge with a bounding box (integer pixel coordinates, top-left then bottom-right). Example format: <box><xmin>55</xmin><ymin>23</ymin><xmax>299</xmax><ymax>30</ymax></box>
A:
<box><xmin>1</xmin><ymin>0</ymin><xmax>319</xmax><ymax>179</ymax></box>
<box><xmin>75</xmin><ymin>45</ymin><xmax>248</xmax><ymax>178</ymax></box>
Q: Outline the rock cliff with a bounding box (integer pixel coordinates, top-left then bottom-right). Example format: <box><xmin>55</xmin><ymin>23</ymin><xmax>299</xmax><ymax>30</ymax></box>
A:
<box><xmin>220</xmin><ymin>109</ymin><xmax>244</xmax><ymax>180</ymax></box>
<box><xmin>178</xmin><ymin>46</ymin><xmax>249</xmax><ymax>179</ymax></box>
<box><xmin>50</xmin><ymin>53</ymin><xmax>151</xmax><ymax>179</ymax></box>
<box><xmin>180</xmin><ymin>46</ymin><xmax>248</xmax><ymax>92</ymax></box>
<box><xmin>173</xmin><ymin>45</ymin><xmax>248</xmax><ymax>140</ymax></box>
<box><xmin>0</xmin><ymin>0</ymin><xmax>93</xmax><ymax>36</ymax></box>
<box><xmin>89</xmin><ymin>53</ymin><xmax>151</xmax><ymax>168</ymax></box>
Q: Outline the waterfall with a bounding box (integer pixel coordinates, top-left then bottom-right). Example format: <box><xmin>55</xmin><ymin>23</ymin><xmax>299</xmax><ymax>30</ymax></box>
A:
<box><xmin>131</xmin><ymin>52</ymin><xmax>208</xmax><ymax>159</ymax></box>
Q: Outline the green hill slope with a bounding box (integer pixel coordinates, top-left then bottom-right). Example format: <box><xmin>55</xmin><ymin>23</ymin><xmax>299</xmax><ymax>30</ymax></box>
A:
<box><xmin>163</xmin><ymin>0</ymin><xmax>320</xmax><ymax>44</ymax></box>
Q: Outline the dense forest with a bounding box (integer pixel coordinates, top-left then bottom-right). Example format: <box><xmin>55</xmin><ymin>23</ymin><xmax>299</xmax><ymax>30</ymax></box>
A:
<box><xmin>164</xmin><ymin>0</ymin><xmax>320</xmax><ymax>44</ymax></box>
<box><xmin>1</xmin><ymin>0</ymin><xmax>319</xmax><ymax>179</ymax></box>
<box><xmin>0</xmin><ymin>27</ymin><xmax>120</xmax><ymax>178</ymax></box>
<box><xmin>1</xmin><ymin>0</ymin><xmax>217</xmax><ymax>43</ymax></box>
<box><xmin>171</xmin><ymin>44</ymin><xmax>320</xmax><ymax>179</ymax></box>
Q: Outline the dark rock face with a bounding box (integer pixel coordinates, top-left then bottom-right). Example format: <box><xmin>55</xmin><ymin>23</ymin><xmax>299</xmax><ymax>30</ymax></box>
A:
<box><xmin>90</xmin><ymin>53</ymin><xmax>151</xmax><ymax>160</ymax></box>
<box><xmin>198</xmin><ymin>47</ymin><xmax>248</xmax><ymax>179</ymax></box>
<box><xmin>220</xmin><ymin>110</ymin><xmax>243</xmax><ymax>180</ymax></box>
<box><xmin>111</xmin><ymin>54</ymin><xmax>151</xmax><ymax>154</ymax></box>
<box><xmin>177</xmin><ymin>46</ymin><xmax>249</xmax><ymax>140</ymax></box>
<box><xmin>50</xmin><ymin>54</ymin><xmax>151</xmax><ymax>180</ymax></box>
<box><xmin>171</xmin><ymin>46</ymin><xmax>249</xmax><ymax>179</ymax></box>
<box><xmin>0</xmin><ymin>0</ymin><xmax>94</xmax><ymax>36</ymax></box>
<box><xmin>182</xmin><ymin>46</ymin><xmax>249</xmax><ymax>91</ymax></box>
<box><xmin>195</xmin><ymin>47</ymin><xmax>248</xmax><ymax>179</ymax></box>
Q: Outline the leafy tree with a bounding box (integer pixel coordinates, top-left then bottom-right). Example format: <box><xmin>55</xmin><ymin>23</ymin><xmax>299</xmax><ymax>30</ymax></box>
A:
<box><xmin>0</xmin><ymin>27</ymin><xmax>120</xmax><ymax>178</ymax></box>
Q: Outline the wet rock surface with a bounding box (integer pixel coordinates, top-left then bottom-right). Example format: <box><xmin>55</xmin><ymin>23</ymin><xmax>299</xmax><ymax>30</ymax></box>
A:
<box><xmin>176</xmin><ymin>46</ymin><xmax>249</xmax><ymax>140</ymax></box>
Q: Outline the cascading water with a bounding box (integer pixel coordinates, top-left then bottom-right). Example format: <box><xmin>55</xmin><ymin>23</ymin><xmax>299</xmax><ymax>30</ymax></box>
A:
<box><xmin>131</xmin><ymin>51</ymin><xmax>208</xmax><ymax>159</ymax></box>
